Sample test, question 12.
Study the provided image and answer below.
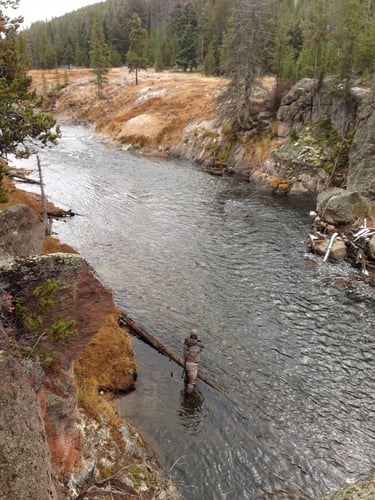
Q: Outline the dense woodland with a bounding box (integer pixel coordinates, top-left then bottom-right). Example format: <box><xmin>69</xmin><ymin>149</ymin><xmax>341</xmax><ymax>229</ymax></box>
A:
<box><xmin>22</xmin><ymin>0</ymin><xmax>374</xmax><ymax>84</ymax></box>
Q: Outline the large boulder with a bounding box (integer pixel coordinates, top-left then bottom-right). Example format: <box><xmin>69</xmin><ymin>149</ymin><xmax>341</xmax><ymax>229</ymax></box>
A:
<box><xmin>277</xmin><ymin>78</ymin><xmax>316</xmax><ymax>135</ymax></box>
<box><xmin>0</xmin><ymin>204</ymin><xmax>45</xmax><ymax>258</ymax></box>
<box><xmin>316</xmin><ymin>188</ymin><xmax>372</xmax><ymax>225</ymax></box>
<box><xmin>347</xmin><ymin>98</ymin><xmax>375</xmax><ymax>198</ymax></box>
<box><xmin>173</xmin><ymin>119</ymin><xmax>223</xmax><ymax>164</ymax></box>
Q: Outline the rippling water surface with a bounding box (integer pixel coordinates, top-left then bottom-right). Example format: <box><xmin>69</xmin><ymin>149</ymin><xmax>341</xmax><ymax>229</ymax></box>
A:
<box><xmin>15</xmin><ymin>120</ymin><xmax>375</xmax><ymax>499</ymax></box>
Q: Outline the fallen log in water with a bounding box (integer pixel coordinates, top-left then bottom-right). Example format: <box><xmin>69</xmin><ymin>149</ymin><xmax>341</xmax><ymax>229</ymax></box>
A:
<box><xmin>47</xmin><ymin>208</ymin><xmax>76</xmax><ymax>218</ymax></box>
<box><xmin>118</xmin><ymin>311</ymin><xmax>222</xmax><ymax>392</ymax></box>
<box><xmin>8</xmin><ymin>172</ymin><xmax>40</xmax><ymax>184</ymax></box>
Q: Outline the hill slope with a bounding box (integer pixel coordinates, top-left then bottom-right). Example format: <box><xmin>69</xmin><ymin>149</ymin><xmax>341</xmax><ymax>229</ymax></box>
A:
<box><xmin>31</xmin><ymin>67</ymin><xmax>228</xmax><ymax>151</ymax></box>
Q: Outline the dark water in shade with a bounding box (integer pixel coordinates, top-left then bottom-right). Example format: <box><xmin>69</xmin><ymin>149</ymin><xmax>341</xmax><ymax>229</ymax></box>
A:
<box><xmin>14</xmin><ymin>120</ymin><xmax>375</xmax><ymax>499</ymax></box>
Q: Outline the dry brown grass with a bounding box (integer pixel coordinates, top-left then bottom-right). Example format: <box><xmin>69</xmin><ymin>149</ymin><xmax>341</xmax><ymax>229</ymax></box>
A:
<box><xmin>42</xmin><ymin>235</ymin><xmax>77</xmax><ymax>254</ymax></box>
<box><xmin>2</xmin><ymin>175</ymin><xmax>44</xmax><ymax>217</ymax></box>
<box><xmin>75</xmin><ymin>311</ymin><xmax>137</xmax><ymax>393</ymax></box>
<box><xmin>74</xmin><ymin>311</ymin><xmax>137</xmax><ymax>427</ymax></box>
<box><xmin>29</xmin><ymin>68</ymin><xmax>229</xmax><ymax>150</ymax></box>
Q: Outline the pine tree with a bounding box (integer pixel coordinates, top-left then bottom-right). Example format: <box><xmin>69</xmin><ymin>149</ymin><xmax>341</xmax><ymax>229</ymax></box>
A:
<box><xmin>298</xmin><ymin>0</ymin><xmax>330</xmax><ymax>84</ymax></box>
<box><xmin>357</xmin><ymin>12</ymin><xmax>375</xmax><ymax>81</ymax></box>
<box><xmin>177</xmin><ymin>23</ymin><xmax>198</xmax><ymax>71</ymax></box>
<box><xmin>0</xmin><ymin>0</ymin><xmax>60</xmax><ymax>199</ymax></box>
<box><xmin>126</xmin><ymin>13</ymin><xmax>148</xmax><ymax>85</ymax></box>
<box><xmin>331</xmin><ymin>0</ymin><xmax>362</xmax><ymax>85</ymax></box>
<box><xmin>204</xmin><ymin>41</ymin><xmax>215</xmax><ymax>76</ymax></box>
<box><xmin>268</xmin><ymin>0</ymin><xmax>301</xmax><ymax>83</ymax></box>
<box><xmin>221</xmin><ymin>0</ymin><xmax>265</xmax><ymax>128</ymax></box>
<box><xmin>174</xmin><ymin>3</ymin><xmax>199</xmax><ymax>71</ymax></box>
<box><xmin>89</xmin><ymin>22</ymin><xmax>110</xmax><ymax>98</ymax></box>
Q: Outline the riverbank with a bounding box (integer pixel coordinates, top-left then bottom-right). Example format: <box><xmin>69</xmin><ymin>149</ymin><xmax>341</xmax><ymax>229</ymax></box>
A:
<box><xmin>0</xmin><ymin>174</ymin><xmax>182</xmax><ymax>498</ymax></box>
<box><xmin>31</xmin><ymin>68</ymin><xmax>375</xmax><ymax>285</ymax></box>
<box><xmin>30</xmin><ymin>67</ymin><xmax>228</xmax><ymax>153</ymax></box>
<box><xmin>5</xmin><ymin>68</ymin><xmax>374</xmax><ymax>498</ymax></box>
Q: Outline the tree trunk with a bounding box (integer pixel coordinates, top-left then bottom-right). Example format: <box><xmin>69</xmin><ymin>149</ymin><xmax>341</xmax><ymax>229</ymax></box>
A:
<box><xmin>37</xmin><ymin>155</ymin><xmax>51</xmax><ymax>235</ymax></box>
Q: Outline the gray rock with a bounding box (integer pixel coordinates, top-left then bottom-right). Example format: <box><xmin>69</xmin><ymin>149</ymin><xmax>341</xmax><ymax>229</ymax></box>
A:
<box><xmin>0</xmin><ymin>205</ymin><xmax>44</xmax><ymax>258</ymax></box>
<box><xmin>0</xmin><ymin>354</ymin><xmax>57</xmax><ymax>499</ymax></box>
<box><xmin>316</xmin><ymin>188</ymin><xmax>372</xmax><ymax>225</ymax></box>
<box><xmin>277</xmin><ymin>78</ymin><xmax>358</xmax><ymax>137</ymax></box>
<box><xmin>277</xmin><ymin>78</ymin><xmax>315</xmax><ymax>133</ymax></box>
<box><xmin>347</xmin><ymin>99</ymin><xmax>375</xmax><ymax>198</ymax></box>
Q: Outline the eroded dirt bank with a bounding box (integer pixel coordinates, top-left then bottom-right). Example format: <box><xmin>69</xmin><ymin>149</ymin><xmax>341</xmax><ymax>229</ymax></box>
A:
<box><xmin>31</xmin><ymin>67</ymin><xmax>228</xmax><ymax>151</ymax></box>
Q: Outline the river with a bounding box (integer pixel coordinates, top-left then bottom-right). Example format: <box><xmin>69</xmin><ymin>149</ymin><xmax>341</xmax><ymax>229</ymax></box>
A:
<box><xmin>14</xmin><ymin>119</ymin><xmax>375</xmax><ymax>499</ymax></box>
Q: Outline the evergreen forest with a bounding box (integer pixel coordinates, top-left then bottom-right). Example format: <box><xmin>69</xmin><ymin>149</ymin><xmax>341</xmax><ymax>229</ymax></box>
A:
<box><xmin>22</xmin><ymin>0</ymin><xmax>374</xmax><ymax>89</ymax></box>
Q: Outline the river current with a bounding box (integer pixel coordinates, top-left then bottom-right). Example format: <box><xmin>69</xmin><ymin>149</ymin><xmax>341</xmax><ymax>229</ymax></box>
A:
<box><xmin>14</xmin><ymin>120</ymin><xmax>374</xmax><ymax>499</ymax></box>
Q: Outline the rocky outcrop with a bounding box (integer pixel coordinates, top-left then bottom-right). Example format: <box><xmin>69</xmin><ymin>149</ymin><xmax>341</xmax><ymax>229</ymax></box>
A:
<box><xmin>173</xmin><ymin>78</ymin><xmax>374</xmax><ymax>199</ymax></box>
<box><xmin>0</xmin><ymin>195</ymin><xmax>180</xmax><ymax>498</ymax></box>
<box><xmin>172</xmin><ymin>118</ymin><xmax>223</xmax><ymax>165</ymax></box>
<box><xmin>273</xmin><ymin>79</ymin><xmax>375</xmax><ymax>199</ymax></box>
<box><xmin>0</xmin><ymin>204</ymin><xmax>45</xmax><ymax>257</ymax></box>
<box><xmin>347</xmin><ymin>98</ymin><xmax>375</xmax><ymax>197</ymax></box>
<box><xmin>0</xmin><ymin>354</ymin><xmax>58</xmax><ymax>499</ymax></box>
<box><xmin>277</xmin><ymin>78</ymin><xmax>359</xmax><ymax>137</ymax></box>
<box><xmin>0</xmin><ymin>253</ymin><xmax>116</xmax><ymax>489</ymax></box>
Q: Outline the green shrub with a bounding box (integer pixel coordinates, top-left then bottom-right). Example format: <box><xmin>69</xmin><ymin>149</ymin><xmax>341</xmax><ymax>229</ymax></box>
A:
<box><xmin>289</xmin><ymin>128</ymin><xmax>299</xmax><ymax>142</ymax></box>
<box><xmin>12</xmin><ymin>279</ymin><xmax>77</xmax><ymax>365</ymax></box>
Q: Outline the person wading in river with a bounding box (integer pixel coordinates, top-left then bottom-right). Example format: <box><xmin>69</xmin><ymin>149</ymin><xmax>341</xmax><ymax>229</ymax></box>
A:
<box><xmin>183</xmin><ymin>329</ymin><xmax>204</xmax><ymax>393</ymax></box>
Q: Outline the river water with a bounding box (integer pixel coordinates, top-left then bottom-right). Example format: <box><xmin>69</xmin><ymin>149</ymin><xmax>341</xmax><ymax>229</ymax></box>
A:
<box><xmin>14</xmin><ymin>120</ymin><xmax>374</xmax><ymax>499</ymax></box>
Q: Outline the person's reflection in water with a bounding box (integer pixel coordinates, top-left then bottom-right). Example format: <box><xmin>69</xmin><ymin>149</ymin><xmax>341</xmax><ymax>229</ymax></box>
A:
<box><xmin>177</xmin><ymin>388</ymin><xmax>205</xmax><ymax>434</ymax></box>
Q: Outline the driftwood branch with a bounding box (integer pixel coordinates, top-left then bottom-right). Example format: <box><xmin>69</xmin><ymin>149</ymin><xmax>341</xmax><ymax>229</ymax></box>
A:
<box><xmin>7</xmin><ymin>171</ymin><xmax>40</xmax><ymax>184</ymax></box>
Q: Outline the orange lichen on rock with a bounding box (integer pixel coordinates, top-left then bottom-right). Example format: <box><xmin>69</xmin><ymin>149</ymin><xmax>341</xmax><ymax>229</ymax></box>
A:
<box><xmin>42</xmin><ymin>365</ymin><xmax>84</xmax><ymax>473</ymax></box>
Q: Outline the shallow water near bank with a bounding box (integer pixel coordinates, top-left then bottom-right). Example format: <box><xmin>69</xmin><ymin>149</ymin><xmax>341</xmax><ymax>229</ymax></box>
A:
<box><xmin>14</xmin><ymin>121</ymin><xmax>375</xmax><ymax>499</ymax></box>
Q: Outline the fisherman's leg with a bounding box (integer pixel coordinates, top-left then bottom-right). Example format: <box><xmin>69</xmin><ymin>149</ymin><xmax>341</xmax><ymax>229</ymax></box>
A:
<box><xmin>185</xmin><ymin>362</ymin><xmax>198</xmax><ymax>393</ymax></box>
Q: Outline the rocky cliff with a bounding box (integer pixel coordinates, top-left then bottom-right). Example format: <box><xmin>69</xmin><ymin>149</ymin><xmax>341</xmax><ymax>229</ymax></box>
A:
<box><xmin>0</xmin><ymin>203</ymin><xmax>181</xmax><ymax>499</ymax></box>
